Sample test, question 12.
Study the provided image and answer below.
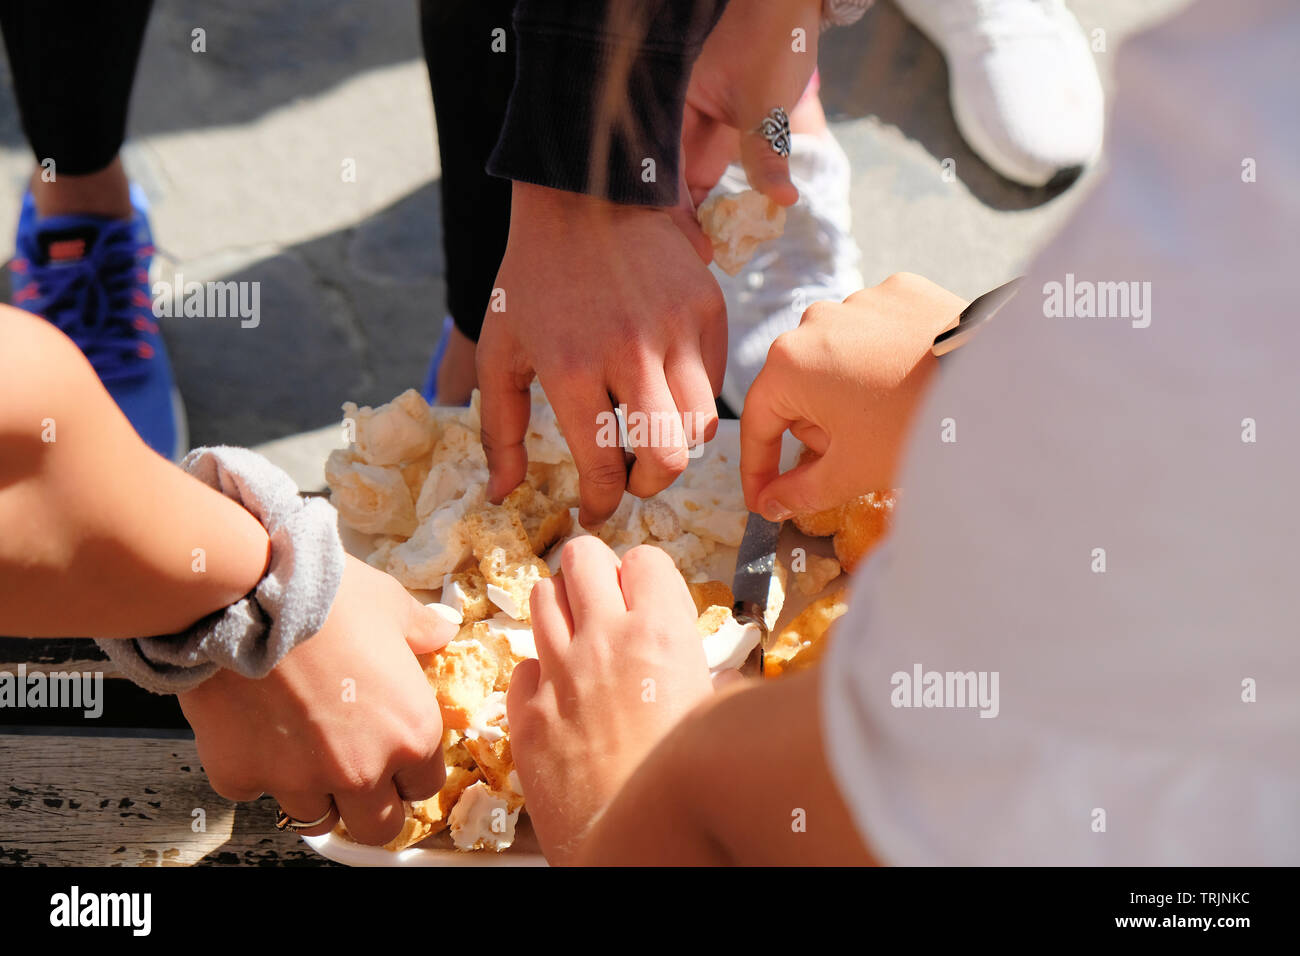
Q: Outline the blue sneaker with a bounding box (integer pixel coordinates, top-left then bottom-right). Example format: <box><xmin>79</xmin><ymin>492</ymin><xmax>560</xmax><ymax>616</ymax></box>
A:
<box><xmin>10</xmin><ymin>183</ymin><xmax>186</xmax><ymax>460</ymax></box>
<box><xmin>421</xmin><ymin>314</ymin><xmax>457</xmax><ymax>404</ymax></box>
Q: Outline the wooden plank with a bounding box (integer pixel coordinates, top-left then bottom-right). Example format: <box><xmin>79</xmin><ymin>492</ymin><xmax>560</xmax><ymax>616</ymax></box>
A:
<box><xmin>0</xmin><ymin>637</ymin><xmax>107</xmax><ymax>667</ymax></box>
<box><xmin>0</xmin><ymin>735</ymin><xmax>333</xmax><ymax>866</ymax></box>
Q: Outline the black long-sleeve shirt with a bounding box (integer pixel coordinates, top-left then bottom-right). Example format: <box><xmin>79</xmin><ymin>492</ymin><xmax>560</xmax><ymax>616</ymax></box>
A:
<box><xmin>488</xmin><ymin>0</ymin><xmax>730</xmax><ymax>206</ymax></box>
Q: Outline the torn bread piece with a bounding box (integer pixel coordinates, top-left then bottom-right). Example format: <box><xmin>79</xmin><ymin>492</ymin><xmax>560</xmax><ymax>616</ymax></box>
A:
<box><xmin>795</xmin><ymin>552</ymin><xmax>842</xmax><ymax>596</ymax></box>
<box><xmin>764</xmin><ymin>587</ymin><xmax>850</xmax><ymax>678</ymax></box>
<box><xmin>462</xmin><ymin>691</ymin><xmax>518</xmax><ymax>794</ymax></box>
<box><xmin>342</xmin><ymin>388</ymin><xmax>438</xmax><ymax>466</ymax></box>
<box><xmin>449</xmin><ymin>781</ymin><xmax>523</xmax><ymax>852</ymax></box>
<box><xmin>441</xmin><ymin>569</ymin><xmax>493</xmax><ymax>625</ymax></box>
<box><xmin>792</xmin><ymin>504</ymin><xmax>844</xmax><ymax>539</ymax></box>
<box><xmin>504</xmin><ymin>482</ymin><xmax>574</xmax><ymax>555</ymax></box>
<box><xmin>697</xmin><ymin>189</ymin><xmax>787</xmax><ymax>276</ymax></box>
<box><xmin>325</xmin><ymin>450</ymin><xmax>418</xmax><ymax>537</ymax></box>
<box><xmin>696</xmin><ymin>605</ymin><xmax>763</xmax><ymax>673</ymax></box>
<box><xmin>383</xmin><ymin>765</ymin><xmax>482</xmax><ymax>850</ymax></box>
<box><xmin>833</xmin><ymin>491</ymin><xmax>896</xmax><ymax>572</ymax></box>
<box><xmin>384</xmin><ymin>495</ymin><xmax>480</xmax><ymax>589</ymax></box>
<box><xmin>687</xmin><ymin>580</ymin><xmax>734</xmax><ymax>617</ymax></box>
<box><xmin>423</xmin><ymin>637</ymin><xmax>499</xmax><ymax>731</ymax></box>
<box><xmin>465</xmin><ymin>504</ymin><xmax>551</xmax><ymax>621</ymax></box>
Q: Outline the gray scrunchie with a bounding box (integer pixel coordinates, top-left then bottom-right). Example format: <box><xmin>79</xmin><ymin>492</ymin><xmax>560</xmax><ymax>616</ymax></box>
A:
<box><xmin>95</xmin><ymin>446</ymin><xmax>346</xmax><ymax>694</ymax></box>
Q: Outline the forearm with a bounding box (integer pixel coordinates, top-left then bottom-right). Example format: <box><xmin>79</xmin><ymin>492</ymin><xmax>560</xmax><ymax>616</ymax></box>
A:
<box><xmin>578</xmin><ymin>668</ymin><xmax>877</xmax><ymax>865</ymax></box>
<box><xmin>0</xmin><ymin>307</ymin><xmax>269</xmax><ymax>638</ymax></box>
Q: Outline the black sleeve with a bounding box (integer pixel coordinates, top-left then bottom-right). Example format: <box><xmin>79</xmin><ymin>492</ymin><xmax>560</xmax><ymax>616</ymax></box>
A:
<box><xmin>487</xmin><ymin>0</ymin><xmax>729</xmax><ymax>206</ymax></box>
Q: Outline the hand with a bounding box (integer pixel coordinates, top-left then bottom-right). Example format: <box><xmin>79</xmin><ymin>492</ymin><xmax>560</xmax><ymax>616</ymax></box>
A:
<box><xmin>507</xmin><ymin>536</ymin><xmax>713</xmax><ymax>864</ymax></box>
<box><xmin>741</xmin><ymin>273</ymin><xmax>967</xmax><ymax>518</ymax></box>
<box><xmin>683</xmin><ymin>0</ymin><xmax>822</xmax><ymax>206</ymax></box>
<box><xmin>178</xmin><ymin>555</ymin><xmax>457</xmax><ymax>846</ymax></box>
<box><xmin>477</xmin><ymin>182</ymin><xmax>726</xmax><ymax>527</ymax></box>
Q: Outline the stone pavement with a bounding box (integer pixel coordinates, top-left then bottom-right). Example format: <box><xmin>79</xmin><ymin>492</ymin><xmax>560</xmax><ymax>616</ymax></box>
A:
<box><xmin>0</xmin><ymin>0</ymin><xmax>1187</xmax><ymax>486</ymax></box>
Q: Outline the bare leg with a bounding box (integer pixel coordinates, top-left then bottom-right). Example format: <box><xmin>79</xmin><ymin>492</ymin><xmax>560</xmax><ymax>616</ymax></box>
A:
<box><xmin>29</xmin><ymin>155</ymin><xmax>132</xmax><ymax>220</ymax></box>
<box><xmin>435</xmin><ymin>323</ymin><xmax>479</xmax><ymax>406</ymax></box>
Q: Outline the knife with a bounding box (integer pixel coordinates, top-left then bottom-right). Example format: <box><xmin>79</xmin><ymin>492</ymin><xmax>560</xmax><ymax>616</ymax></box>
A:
<box><xmin>732</xmin><ymin>513</ymin><xmax>783</xmax><ymax>678</ymax></box>
<box><xmin>931</xmin><ymin>276</ymin><xmax>1023</xmax><ymax>357</ymax></box>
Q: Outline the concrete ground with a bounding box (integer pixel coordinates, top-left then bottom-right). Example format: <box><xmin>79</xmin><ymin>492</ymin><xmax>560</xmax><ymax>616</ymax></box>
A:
<box><xmin>0</xmin><ymin>0</ymin><xmax>1187</xmax><ymax>486</ymax></box>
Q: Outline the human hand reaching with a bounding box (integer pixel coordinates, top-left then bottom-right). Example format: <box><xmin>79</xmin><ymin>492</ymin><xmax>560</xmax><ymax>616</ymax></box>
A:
<box><xmin>477</xmin><ymin>182</ymin><xmax>726</xmax><ymax>527</ymax></box>
<box><xmin>741</xmin><ymin>273</ymin><xmax>967</xmax><ymax>518</ymax></box>
<box><xmin>178</xmin><ymin>555</ymin><xmax>456</xmax><ymax>846</ymax></box>
<box><xmin>507</xmin><ymin>536</ymin><xmax>714</xmax><ymax>864</ymax></box>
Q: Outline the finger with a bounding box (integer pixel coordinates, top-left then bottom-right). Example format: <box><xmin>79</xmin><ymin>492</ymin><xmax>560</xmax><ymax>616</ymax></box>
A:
<box><xmin>506</xmin><ymin>657</ymin><xmax>541</xmax><ymax>718</ymax></box>
<box><xmin>392</xmin><ymin>756</ymin><xmax>447</xmax><ymax>803</ymax></box>
<box><xmin>528</xmin><ymin>575</ymin><xmax>575</xmax><ymax>663</ymax></box>
<box><xmin>697</xmin><ymin>286</ymin><xmax>728</xmax><ymax>396</ymax></box>
<box><xmin>543</xmin><ymin>374</ymin><xmax>628</xmax><ymax>527</ymax></box>
<box><xmin>404</xmin><ymin>597</ymin><xmax>461</xmax><ymax>655</ymax></box>
<box><xmin>559</xmin><ymin>534</ymin><xmax>627</xmax><ymax>627</ymax></box>
<box><xmin>477</xmin><ymin>323</ymin><xmax>534</xmax><ymax>503</ymax></box>
<box><xmin>665</xmin><ymin>345</ymin><xmax>719</xmax><ymax>449</ymax></box>
<box><xmin>740</xmin><ymin>127</ymin><xmax>799</xmax><ymax>208</ymax></box>
<box><xmin>207</xmin><ymin>778</ymin><xmax>264</xmax><ymax>804</ymax></box>
<box><xmin>669</xmin><ymin>150</ymin><xmax>714</xmax><ymax>265</ymax></box>
<box><xmin>620</xmin><ymin>364</ymin><xmax>691</xmax><ymax>499</ymax></box>
<box><xmin>274</xmin><ymin>792</ymin><xmax>339</xmax><ymax>837</ymax></box>
<box><xmin>739</xmin><ymin>370</ymin><xmax>798</xmax><ymax>514</ymax></box>
<box><xmin>618</xmin><ymin>545</ymin><xmax>695</xmax><ymax>621</ymax></box>
<box><xmin>752</xmin><ymin>448</ymin><xmax>845</xmax><ymax>522</ymax></box>
<box><xmin>333</xmin><ymin>782</ymin><xmax>407</xmax><ymax>847</ymax></box>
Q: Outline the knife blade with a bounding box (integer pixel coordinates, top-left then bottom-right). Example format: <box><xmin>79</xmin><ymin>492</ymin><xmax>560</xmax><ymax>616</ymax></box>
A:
<box><xmin>931</xmin><ymin>275</ymin><xmax>1023</xmax><ymax>357</ymax></box>
<box><xmin>732</xmin><ymin>512</ymin><xmax>782</xmax><ymax>677</ymax></box>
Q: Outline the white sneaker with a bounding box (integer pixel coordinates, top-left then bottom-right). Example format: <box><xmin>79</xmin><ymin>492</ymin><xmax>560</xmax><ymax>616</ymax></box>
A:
<box><xmin>892</xmin><ymin>0</ymin><xmax>1104</xmax><ymax>187</ymax></box>
<box><xmin>709</xmin><ymin>131</ymin><xmax>864</xmax><ymax>414</ymax></box>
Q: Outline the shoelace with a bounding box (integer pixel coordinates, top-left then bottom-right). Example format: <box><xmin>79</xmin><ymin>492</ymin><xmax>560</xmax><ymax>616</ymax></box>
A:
<box><xmin>12</xmin><ymin>219</ymin><xmax>156</xmax><ymax>383</ymax></box>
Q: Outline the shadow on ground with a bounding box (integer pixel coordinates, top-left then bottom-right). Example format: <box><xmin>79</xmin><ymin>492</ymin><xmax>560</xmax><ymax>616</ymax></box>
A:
<box><xmin>0</xmin><ymin>0</ymin><xmax>425</xmax><ymax>150</ymax></box>
<box><xmin>820</xmin><ymin>2</ymin><xmax>1075</xmax><ymax>210</ymax></box>
<box><xmin>0</xmin><ymin>180</ymin><xmax>449</xmax><ymax>448</ymax></box>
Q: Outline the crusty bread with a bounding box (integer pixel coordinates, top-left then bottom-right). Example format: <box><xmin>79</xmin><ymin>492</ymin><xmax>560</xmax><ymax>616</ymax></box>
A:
<box><xmin>764</xmin><ymin>587</ymin><xmax>849</xmax><ymax>678</ymax></box>
<box><xmin>688</xmin><ymin>579</ymin><xmax>734</xmax><ymax>616</ymax></box>
<box><xmin>423</xmin><ymin>637</ymin><xmax>498</xmax><ymax>730</ymax></box>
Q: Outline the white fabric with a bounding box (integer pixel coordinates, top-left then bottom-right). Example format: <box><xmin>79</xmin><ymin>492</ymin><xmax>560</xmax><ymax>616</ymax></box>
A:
<box><xmin>821</xmin><ymin>0</ymin><xmax>1300</xmax><ymax>865</ymax></box>
<box><xmin>893</xmin><ymin>0</ymin><xmax>1104</xmax><ymax>185</ymax></box>
<box><xmin>711</xmin><ymin>132</ymin><xmax>864</xmax><ymax>413</ymax></box>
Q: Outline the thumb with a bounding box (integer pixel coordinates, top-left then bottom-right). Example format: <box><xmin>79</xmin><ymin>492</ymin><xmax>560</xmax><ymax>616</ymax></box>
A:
<box><xmin>404</xmin><ymin>598</ymin><xmax>460</xmax><ymax>655</ymax></box>
<box><xmin>740</xmin><ymin>124</ymin><xmax>799</xmax><ymax>208</ymax></box>
<box><xmin>753</xmin><ymin>449</ymin><xmax>842</xmax><ymax>522</ymax></box>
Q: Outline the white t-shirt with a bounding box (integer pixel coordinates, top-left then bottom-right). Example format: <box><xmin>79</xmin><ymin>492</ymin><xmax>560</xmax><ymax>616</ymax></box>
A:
<box><xmin>821</xmin><ymin>0</ymin><xmax>1300</xmax><ymax>865</ymax></box>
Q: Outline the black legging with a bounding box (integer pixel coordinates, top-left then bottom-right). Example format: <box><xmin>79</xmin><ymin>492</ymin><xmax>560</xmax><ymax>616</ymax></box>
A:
<box><xmin>0</xmin><ymin>0</ymin><xmax>513</xmax><ymax>342</ymax></box>
<box><xmin>420</xmin><ymin>0</ymin><xmax>516</xmax><ymax>342</ymax></box>
<box><xmin>0</xmin><ymin>1</ymin><xmax>153</xmax><ymax>177</ymax></box>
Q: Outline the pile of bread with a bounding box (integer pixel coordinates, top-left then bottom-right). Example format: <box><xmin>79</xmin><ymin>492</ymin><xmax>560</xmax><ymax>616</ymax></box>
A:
<box><xmin>324</xmin><ymin>387</ymin><xmax>892</xmax><ymax>852</ymax></box>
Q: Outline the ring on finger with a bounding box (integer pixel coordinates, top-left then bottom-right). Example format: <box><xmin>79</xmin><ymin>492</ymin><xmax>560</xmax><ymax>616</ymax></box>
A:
<box><xmin>757</xmin><ymin>107</ymin><xmax>791</xmax><ymax>157</ymax></box>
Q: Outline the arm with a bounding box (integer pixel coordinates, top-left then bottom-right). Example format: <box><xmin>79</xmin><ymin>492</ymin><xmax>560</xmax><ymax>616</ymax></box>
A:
<box><xmin>577</xmin><ymin>668</ymin><xmax>877</xmax><ymax>866</ymax></box>
<box><xmin>0</xmin><ymin>305</ymin><xmax>269</xmax><ymax>638</ymax></box>
<box><xmin>508</xmin><ymin>534</ymin><xmax>875</xmax><ymax>865</ymax></box>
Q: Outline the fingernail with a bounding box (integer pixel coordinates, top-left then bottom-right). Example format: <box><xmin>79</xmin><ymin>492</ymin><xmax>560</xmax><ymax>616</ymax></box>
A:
<box><xmin>762</xmin><ymin>501</ymin><xmax>793</xmax><ymax>522</ymax></box>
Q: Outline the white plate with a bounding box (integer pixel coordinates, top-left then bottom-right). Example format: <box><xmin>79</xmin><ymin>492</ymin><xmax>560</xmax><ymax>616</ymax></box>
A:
<box><xmin>305</xmin><ymin>422</ymin><xmax>831</xmax><ymax>866</ymax></box>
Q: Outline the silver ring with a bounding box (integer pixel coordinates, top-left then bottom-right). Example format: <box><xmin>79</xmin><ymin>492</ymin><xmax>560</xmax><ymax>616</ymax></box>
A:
<box><xmin>758</xmin><ymin>107</ymin><xmax>791</xmax><ymax>158</ymax></box>
<box><xmin>275</xmin><ymin>806</ymin><xmax>334</xmax><ymax>832</ymax></box>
